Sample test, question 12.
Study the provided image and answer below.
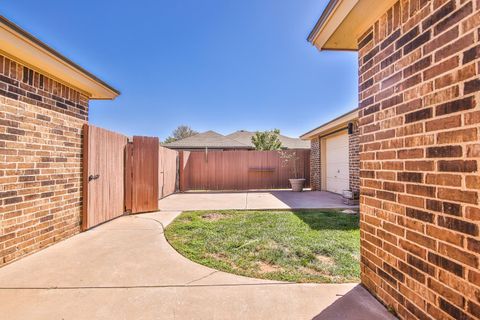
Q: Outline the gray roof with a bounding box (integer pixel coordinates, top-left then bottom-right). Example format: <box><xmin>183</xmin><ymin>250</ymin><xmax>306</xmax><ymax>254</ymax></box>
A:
<box><xmin>226</xmin><ymin>131</ymin><xmax>310</xmax><ymax>149</ymax></box>
<box><xmin>163</xmin><ymin>131</ymin><xmax>252</xmax><ymax>149</ymax></box>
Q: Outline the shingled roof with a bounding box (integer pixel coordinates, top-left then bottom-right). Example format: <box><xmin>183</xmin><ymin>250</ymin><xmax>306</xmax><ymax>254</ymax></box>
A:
<box><xmin>163</xmin><ymin>131</ymin><xmax>252</xmax><ymax>150</ymax></box>
<box><xmin>226</xmin><ymin>130</ymin><xmax>310</xmax><ymax>149</ymax></box>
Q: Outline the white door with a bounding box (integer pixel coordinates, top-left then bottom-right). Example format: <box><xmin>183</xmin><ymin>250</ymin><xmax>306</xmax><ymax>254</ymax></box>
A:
<box><xmin>325</xmin><ymin>132</ymin><xmax>349</xmax><ymax>194</ymax></box>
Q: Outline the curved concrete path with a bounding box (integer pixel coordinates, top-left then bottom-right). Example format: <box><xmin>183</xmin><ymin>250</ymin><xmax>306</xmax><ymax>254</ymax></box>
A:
<box><xmin>0</xmin><ymin>212</ymin><xmax>394</xmax><ymax>319</ymax></box>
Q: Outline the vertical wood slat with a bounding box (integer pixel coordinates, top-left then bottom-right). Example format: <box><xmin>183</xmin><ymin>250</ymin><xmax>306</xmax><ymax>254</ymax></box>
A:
<box><xmin>82</xmin><ymin>124</ymin><xmax>128</xmax><ymax>230</ymax></box>
<box><xmin>124</xmin><ymin>142</ymin><xmax>133</xmax><ymax>212</ymax></box>
<box><xmin>180</xmin><ymin>149</ymin><xmax>310</xmax><ymax>191</ymax></box>
<box><xmin>179</xmin><ymin>151</ymin><xmax>189</xmax><ymax>192</ymax></box>
<box><xmin>131</xmin><ymin>136</ymin><xmax>159</xmax><ymax>213</ymax></box>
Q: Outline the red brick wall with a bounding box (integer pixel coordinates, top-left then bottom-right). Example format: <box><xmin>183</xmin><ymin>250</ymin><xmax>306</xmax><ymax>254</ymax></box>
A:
<box><xmin>0</xmin><ymin>54</ymin><xmax>89</xmax><ymax>266</ymax></box>
<box><xmin>349</xmin><ymin>120</ymin><xmax>360</xmax><ymax>194</ymax></box>
<box><xmin>310</xmin><ymin>137</ymin><xmax>321</xmax><ymax>190</ymax></box>
<box><xmin>358</xmin><ymin>1</ymin><xmax>480</xmax><ymax>319</ymax></box>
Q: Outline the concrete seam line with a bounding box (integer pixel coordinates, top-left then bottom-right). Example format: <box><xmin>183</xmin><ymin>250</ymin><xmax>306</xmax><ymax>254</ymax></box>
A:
<box><xmin>0</xmin><ymin>282</ymin><xmax>320</xmax><ymax>290</ymax></box>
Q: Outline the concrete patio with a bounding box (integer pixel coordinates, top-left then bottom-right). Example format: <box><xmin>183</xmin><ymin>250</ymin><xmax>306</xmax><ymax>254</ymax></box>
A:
<box><xmin>159</xmin><ymin>190</ymin><xmax>357</xmax><ymax>211</ymax></box>
<box><xmin>0</xmin><ymin>211</ymin><xmax>393</xmax><ymax>320</ymax></box>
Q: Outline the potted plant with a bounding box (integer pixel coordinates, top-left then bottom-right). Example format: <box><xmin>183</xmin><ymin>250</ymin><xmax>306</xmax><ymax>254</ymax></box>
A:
<box><xmin>280</xmin><ymin>151</ymin><xmax>306</xmax><ymax>192</ymax></box>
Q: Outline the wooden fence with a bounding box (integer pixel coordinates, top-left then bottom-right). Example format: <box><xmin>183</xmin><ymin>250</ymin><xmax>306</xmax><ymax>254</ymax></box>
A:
<box><xmin>84</xmin><ymin>126</ymin><xmax>180</xmax><ymax>229</ymax></box>
<box><xmin>82</xmin><ymin>124</ymin><xmax>128</xmax><ymax>230</ymax></box>
<box><xmin>125</xmin><ymin>136</ymin><xmax>160</xmax><ymax>214</ymax></box>
<box><xmin>125</xmin><ymin>137</ymin><xmax>179</xmax><ymax>214</ymax></box>
<box><xmin>159</xmin><ymin>146</ymin><xmax>179</xmax><ymax>198</ymax></box>
<box><xmin>82</xmin><ymin>124</ymin><xmax>307</xmax><ymax>228</ymax></box>
<box><xmin>179</xmin><ymin>149</ymin><xmax>310</xmax><ymax>191</ymax></box>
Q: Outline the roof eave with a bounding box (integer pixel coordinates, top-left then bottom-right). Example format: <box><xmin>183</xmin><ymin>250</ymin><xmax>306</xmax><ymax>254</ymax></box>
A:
<box><xmin>0</xmin><ymin>16</ymin><xmax>119</xmax><ymax>100</ymax></box>
<box><xmin>307</xmin><ymin>0</ymin><xmax>341</xmax><ymax>44</ymax></box>
<box><xmin>301</xmin><ymin>108</ymin><xmax>359</xmax><ymax>140</ymax></box>
<box><xmin>307</xmin><ymin>0</ymin><xmax>398</xmax><ymax>51</ymax></box>
<box><xmin>307</xmin><ymin>0</ymin><xmax>358</xmax><ymax>51</ymax></box>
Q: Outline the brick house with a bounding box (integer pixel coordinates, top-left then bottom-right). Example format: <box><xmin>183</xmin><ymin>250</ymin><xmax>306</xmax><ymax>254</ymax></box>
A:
<box><xmin>300</xmin><ymin>109</ymin><xmax>359</xmax><ymax>195</ymax></box>
<box><xmin>308</xmin><ymin>1</ymin><xmax>479</xmax><ymax>319</ymax></box>
<box><xmin>0</xmin><ymin>16</ymin><xmax>119</xmax><ymax>266</ymax></box>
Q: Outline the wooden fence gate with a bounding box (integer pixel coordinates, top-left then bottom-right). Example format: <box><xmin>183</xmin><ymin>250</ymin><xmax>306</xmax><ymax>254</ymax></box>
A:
<box><xmin>179</xmin><ymin>149</ymin><xmax>310</xmax><ymax>191</ymax></box>
<box><xmin>125</xmin><ymin>136</ymin><xmax>160</xmax><ymax>214</ymax></box>
<box><xmin>82</xmin><ymin>124</ymin><xmax>128</xmax><ymax>231</ymax></box>
<box><xmin>84</xmin><ymin>127</ymin><xmax>179</xmax><ymax>229</ymax></box>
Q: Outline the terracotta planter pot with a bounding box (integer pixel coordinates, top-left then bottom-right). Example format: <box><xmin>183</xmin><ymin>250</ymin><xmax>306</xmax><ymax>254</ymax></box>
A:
<box><xmin>289</xmin><ymin>178</ymin><xmax>306</xmax><ymax>192</ymax></box>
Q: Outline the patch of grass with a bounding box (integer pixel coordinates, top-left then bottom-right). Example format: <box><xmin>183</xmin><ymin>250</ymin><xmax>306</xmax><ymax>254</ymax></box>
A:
<box><xmin>165</xmin><ymin>210</ymin><xmax>360</xmax><ymax>283</ymax></box>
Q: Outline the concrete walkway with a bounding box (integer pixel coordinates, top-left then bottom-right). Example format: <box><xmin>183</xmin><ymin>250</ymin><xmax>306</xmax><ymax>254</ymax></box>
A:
<box><xmin>0</xmin><ymin>212</ymin><xmax>394</xmax><ymax>320</ymax></box>
<box><xmin>159</xmin><ymin>190</ymin><xmax>357</xmax><ymax>211</ymax></box>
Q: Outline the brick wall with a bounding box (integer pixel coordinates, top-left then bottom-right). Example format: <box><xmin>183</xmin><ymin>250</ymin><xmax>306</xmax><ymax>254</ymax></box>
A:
<box><xmin>0</xmin><ymin>54</ymin><xmax>89</xmax><ymax>266</ymax></box>
<box><xmin>310</xmin><ymin>137</ymin><xmax>321</xmax><ymax>190</ymax></box>
<box><xmin>349</xmin><ymin>121</ymin><xmax>360</xmax><ymax>195</ymax></box>
<box><xmin>358</xmin><ymin>1</ymin><xmax>480</xmax><ymax>319</ymax></box>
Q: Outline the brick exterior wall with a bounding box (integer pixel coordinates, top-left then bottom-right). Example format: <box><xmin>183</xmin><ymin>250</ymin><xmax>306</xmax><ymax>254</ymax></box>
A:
<box><xmin>310</xmin><ymin>137</ymin><xmax>321</xmax><ymax>191</ymax></box>
<box><xmin>0</xmin><ymin>54</ymin><xmax>89</xmax><ymax>266</ymax></box>
<box><xmin>349</xmin><ymin>121</ymin><xmax>360</xmax><ymax>195</ymax></box>
<box><xmin>357</xmin><ymin>1</ymin><xmax>480</xmax><ymax>319</ymax></box>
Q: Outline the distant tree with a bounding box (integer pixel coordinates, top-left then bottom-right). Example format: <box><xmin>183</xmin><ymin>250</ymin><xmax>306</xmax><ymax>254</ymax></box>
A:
<box><xmin>251</xmin><ymin>129</ymin><xmax>282</xmax><ymax>150</ymax></box>
<box><xmin>164</xmin><ymin>125</ymin><xmax>198</xmax><ymax>143</ymax></box>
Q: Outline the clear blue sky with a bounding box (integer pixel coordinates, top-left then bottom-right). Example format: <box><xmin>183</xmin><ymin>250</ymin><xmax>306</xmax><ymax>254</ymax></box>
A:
<box><xmin>3</xmin><ymin>0</ymin><xmax>358</xmax><ymax>140</ymax></box>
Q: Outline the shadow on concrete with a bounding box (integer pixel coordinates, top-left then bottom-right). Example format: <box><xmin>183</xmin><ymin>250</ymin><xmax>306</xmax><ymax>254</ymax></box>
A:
<box><xmin>269</xmin><ymin>190</ymin><xmax>356</xmax><ymax>210</ymax></box>
<box><xmin>292</xmin><ymin>210</ymin><xmax>359</xmax><ymax>231</ymax></box>
<box><xmin>312</xmin><ymin>284</ymin><xmax>397</xmax><ymax>320</ymax></box>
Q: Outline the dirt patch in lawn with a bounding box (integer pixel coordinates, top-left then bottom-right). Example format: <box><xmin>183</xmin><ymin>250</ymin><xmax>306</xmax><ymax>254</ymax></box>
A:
<box><xmin>201</xmin><ymin>212</ymin><xmax>229</xmax><ymax>221</ymax></box>
<box><xmin>316</xmin><ymin>255</ymin><xmax>335</xmax><ymax>266</ymax></box>
<box><xmin>299</xmin><ymin>267</ymin><xmax>331</xmax><ymax>277</ymax></box>
<box><xmin>257</xmin><ymin>262</ymin><xmax>284</xmax><ymax>274</ymax></box>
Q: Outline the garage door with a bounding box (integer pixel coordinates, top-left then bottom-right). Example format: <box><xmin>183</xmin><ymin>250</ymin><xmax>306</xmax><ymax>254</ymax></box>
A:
<box><xmin>325</xmin><ymin>131</ymin><xmax>349</xmax><ymax>194</ymax></box>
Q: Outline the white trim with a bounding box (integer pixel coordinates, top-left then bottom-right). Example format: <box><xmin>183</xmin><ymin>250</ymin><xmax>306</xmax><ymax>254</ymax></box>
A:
<box><xmin>310</xmin><ymin>0</ymin><xmax>359</xmax><ymax>50</ymax></box>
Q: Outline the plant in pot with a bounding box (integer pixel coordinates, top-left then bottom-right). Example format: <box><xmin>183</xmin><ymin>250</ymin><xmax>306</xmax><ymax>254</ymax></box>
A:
<box><xmin>280</xmin><ymin>151</ymin><xmax>306</xmax><ymax>192</ymax></box>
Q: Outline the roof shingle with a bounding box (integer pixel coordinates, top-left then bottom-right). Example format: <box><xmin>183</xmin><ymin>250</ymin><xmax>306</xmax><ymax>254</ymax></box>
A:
<box><xmin>163</xmin><ymin>131</ymin><xmax>251</xmax><ymax>149</ymax></box>
<box><xmin>226</xmin><ymin>131</ymin><xmax>310</xmax><ymax>149</ymax></box>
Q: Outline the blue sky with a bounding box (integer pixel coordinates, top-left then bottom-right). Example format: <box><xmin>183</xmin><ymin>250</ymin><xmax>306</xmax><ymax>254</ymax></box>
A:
<box><xmin>2</xmin><ymin>0</ymin><xmax>358</xmax><ymax>140</ymax></box>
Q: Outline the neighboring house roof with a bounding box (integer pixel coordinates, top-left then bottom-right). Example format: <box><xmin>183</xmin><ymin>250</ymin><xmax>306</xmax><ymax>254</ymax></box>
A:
<box><xmin>300</xmin><ymin>108</ymin><xmax>358</xmax><ymax>140</ymax></box>
<box><xmin>226</xmin><ymin>131</ymin><xmax>310</xmax><ymax>149</ymax></box>
<box><xmin>163</xmin><ymin>131</ymin><xmax>252</xmax><ymax>149</ymax></box>
<box><xmin>307</xmin><ymin>0</ymin><xmax>397</xmax><ymax>51</ymax></box>
<box><xmin>0</xmin><ymin>16</ymin><xmax>119</xmax><ymax>99</ymax></box>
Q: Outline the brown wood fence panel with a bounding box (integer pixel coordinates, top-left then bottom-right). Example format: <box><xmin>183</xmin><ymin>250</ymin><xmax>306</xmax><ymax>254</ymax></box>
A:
<box><xmin>180</xmin><ymin>149</ymin><xmax>310</xmax><ymax>191</ymax></box>
<box><xmin>82</xmin><ymin>124</ymin><xmax>128</xmax><ymax>231</ymax></box>
<box><xmin>159</xmin><ymin>146</ymin><xmax>178</xmax><ymax>198</ymax></box>
<box><xmin>131</xmin><ymin>136</ymin><xmax>159</xmax><ymax>213</ymax></box>
<box><xmin>124</xmin><ymin>142</ymin><xmax>133</xmax><ymax>212</ymax></box>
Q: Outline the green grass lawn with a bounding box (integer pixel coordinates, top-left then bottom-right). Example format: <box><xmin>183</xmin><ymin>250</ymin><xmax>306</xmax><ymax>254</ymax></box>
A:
<box><xmin>165</xmin><ymin>210</ymin><xmax>360</xmax><ymax>283</ymax></box>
